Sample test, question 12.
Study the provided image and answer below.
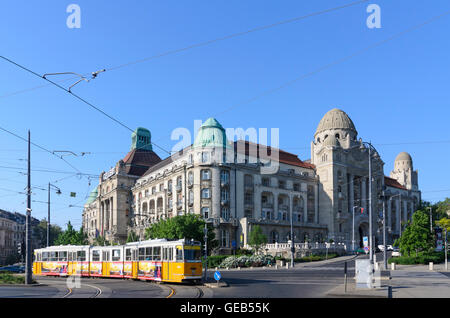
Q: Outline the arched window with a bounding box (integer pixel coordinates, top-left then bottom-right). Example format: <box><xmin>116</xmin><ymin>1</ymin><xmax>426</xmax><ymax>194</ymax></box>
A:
<box><xmin>188</xmin><ymin>172</ymin><xmax>194</xmax><ymax>186</ymax></box>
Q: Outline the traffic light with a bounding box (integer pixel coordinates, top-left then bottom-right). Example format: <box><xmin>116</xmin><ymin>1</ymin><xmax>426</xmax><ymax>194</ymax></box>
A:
<box><xmin>17</xmin><ymin>242</ymin><xmax>22</xmax><ymax>255</ymax></box>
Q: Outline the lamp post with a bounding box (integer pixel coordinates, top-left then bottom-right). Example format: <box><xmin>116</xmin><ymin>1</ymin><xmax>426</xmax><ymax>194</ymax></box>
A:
<box><xmin>47</xmin><ymin>183</ymin><xmax>61</xmax><ymax>247</ymax></box>
<box><xmin>360</xmin><ymin>141</ymin><xmax>379</xmax><ymax>262</ymax></box>
<box><xmin>352</xmin><ymin>206</ymin><xmax>360</xmax><ymax>253</ymax></box>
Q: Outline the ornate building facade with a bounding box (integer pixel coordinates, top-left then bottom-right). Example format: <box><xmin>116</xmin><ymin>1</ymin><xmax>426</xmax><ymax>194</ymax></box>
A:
<box><xmin>82</xmin><ymin>109</ymin><xmax>421</xmax><ymax>253</ymax></box>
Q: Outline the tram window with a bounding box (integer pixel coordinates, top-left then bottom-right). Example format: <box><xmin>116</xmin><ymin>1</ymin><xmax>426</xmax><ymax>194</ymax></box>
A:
<box><xmin>145</xmin><ymin>247</ymin><xmax>152</xmax><ymax>260</ymax></box>
<box><xmin>68</xmin><ymin>252</ymin><xmax>73</xmax><ymax>261</ymax></box>
<box><xmin>184</xmin><ymin>248</ymin><xmax>201</xmax><ymax>261</ymax></box>
<box><xmin>112</xmin><ymin>249</ymin><xmax>121</xmax><ymax>261</ymax></box>
<box><xmin>92</xmin><ymin>250</ymin><xmax>100</xmax><ymax>261</ymax></box>
<box><xmin>153</xmin><ymin>246</ymin><xmax>161</xmax><ymax>261</ymax></box>
<box><xmin>50</xmin><ymin>251</ymin><xmax>57</xmax><ymax>261</ymax></box>
<box><xmin>162</xmin><ymin>248</ymin><xmax>167</xmax><ymax>261</ymax></box>
<box><xmin>42</xmin><ymin>252</ymin><xmax>48</xmax><ymax>262</ymax></box>
<box><xmin>77</xmin><ymin>251</ymin><xmax>86</xmax><ymax>261</ymax></box>
<box><xmin>132</xmin><ymin>250</ymin><xmax>137</xmax><ymax>261</ymax></box>
<box><xmin>125</xmin><ymin>249</ymin><xmax>132</xmax><ymax>261</ymax></box>
<box><xmin>59</xmin><ymin>251</ymin><xmax>68</xmax><ymax>261</ymax></box>
<box><xmin>102</xmin><ymin>251</ymin><xmax>110</xmax><ymax>261</ymax></box>
<box><xmin>138</xmin><ymin>248</ymin><xmax>146</xmax><ymax>260</ymax></box>
<box><xmin>169</xmin><ymin>248</ymin><xmax>173</xmax><ymax>261</ymax></box>
<box><xmin>176</xmin><ymin>247</ymin><xmax>183</xmax><ymax>261</ymax></box>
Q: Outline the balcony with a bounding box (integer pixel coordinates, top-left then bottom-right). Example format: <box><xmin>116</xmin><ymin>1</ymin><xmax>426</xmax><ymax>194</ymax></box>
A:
<box><xmin>176</xmin><ymin>185</ymin><xmax>182</xmax><ymax>192</ymax></box>
<box><xmin>221</xmin><ymin>199</ymin><xmax>229</xmax><ymax>206</ymax></box>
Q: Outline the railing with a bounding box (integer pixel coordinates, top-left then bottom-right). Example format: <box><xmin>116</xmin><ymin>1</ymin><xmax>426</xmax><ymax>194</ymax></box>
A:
<box><xmin>264</xmin><ymin>242</ymin><xmax>347</xmax><ymax>250</ymax></box>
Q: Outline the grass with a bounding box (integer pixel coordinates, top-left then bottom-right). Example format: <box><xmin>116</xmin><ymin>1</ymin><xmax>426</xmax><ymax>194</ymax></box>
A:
<box><xmin>0</xmin><ymin>272</ymin><xmax>26</xmax><ymax>284</ymax></box>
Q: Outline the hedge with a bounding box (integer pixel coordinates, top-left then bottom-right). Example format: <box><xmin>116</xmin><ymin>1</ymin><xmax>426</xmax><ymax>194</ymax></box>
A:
<box><xmin>388</xmin><ymin>251</ymin><xmax>445</xmax><ymax>265</ymax></box>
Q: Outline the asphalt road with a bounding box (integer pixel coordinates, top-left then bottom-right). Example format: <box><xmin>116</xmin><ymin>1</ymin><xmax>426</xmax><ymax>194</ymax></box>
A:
<box><xmin>0</xmin><ymin>253</ymin><xmax>390</xmax><ymax>298</ymax></box>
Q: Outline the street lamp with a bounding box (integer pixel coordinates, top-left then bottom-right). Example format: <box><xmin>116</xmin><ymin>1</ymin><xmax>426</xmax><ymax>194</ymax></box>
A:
<box><xmin>360</xmin><ymin>141</ymin><xmax>379</xmax><ymax>262</ymax></box>
<box><xmin>47</xmin><ymin>183</ymin><xmax>61</xmax><ymax>247</ymax></box>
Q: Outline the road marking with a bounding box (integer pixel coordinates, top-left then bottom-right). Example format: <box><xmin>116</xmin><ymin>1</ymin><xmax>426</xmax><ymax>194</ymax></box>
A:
<box><xmin>63</xmin><ymin>287</ymin><xmax>72</xmax><ymax>298</ymax></box>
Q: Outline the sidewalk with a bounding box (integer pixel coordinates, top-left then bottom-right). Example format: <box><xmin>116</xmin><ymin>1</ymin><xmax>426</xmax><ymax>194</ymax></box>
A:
<box><xmin>326</xmin><ymin>263</ymin><xmax>450</xmax><ymax>298</ymax></box>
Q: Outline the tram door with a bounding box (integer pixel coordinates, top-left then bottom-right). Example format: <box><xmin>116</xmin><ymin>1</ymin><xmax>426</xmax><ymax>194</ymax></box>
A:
<box><xmin>162</xmin><ymin>247</ymin><xmax>170</xmax><ymax>281</ymax></box>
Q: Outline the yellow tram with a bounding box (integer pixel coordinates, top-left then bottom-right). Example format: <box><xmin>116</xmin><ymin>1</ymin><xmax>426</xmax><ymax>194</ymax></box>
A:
<box><xmin>33</xmin><ymin>239</ymin><xmax>203</xmax><ymax>283</ymax></box>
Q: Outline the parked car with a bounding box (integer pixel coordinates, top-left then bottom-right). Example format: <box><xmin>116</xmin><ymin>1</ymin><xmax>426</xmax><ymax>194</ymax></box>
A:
<box><xmin>0</xmin><ymin>265</ymin><xmax>25</xmax><ymax>273</ymax></box>
<box><xmin>391</xmin><ymin>248</ymin><xmax>401</xmax><ymax>257</ymax></box>
<box><xmin>378</xmin><ymin>245</ymin><xmax>385</xmax><ymax>251</ymax></box>
<box><xmin>387</xmin><ymin>245</ymin><xmax>394</xmax><ymax>251</ymax></box>
<box><xmin>355</xmin><ymin>248</ymin><xmax>365</xmax><ymax>255</ymax></box>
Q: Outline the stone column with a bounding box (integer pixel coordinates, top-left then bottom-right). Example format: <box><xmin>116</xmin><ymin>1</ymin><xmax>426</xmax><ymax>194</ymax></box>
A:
<box><xmin>361</xmin><ymin>177</ymin><xmax>367</xmax><ymax>212</ymax></box>
<box><xmin>314</xmin><ymin>183</ymin><xmax>319</xmax><ymax>224</ymax></box>
<box><xmin>303</xmin><ymin>194</ymin><xmax>308</xmax><ymax>225</ymax></box>
<box><xmin>396</xmin><ymin>199</ymin><xmax>401</xmax><ymax>233</ymax></box>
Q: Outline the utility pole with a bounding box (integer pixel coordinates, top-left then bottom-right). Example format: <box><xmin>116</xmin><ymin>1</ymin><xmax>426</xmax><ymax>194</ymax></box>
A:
<box><xmin>352</xmin><ymin>206</ymin><xmax>357</xmax><ymax>253</ymax></box>
<box><xmin>368</xmin><ymin>144</ymin><xmax>373</xmax><ymax>262</ymax></box>
<box><xmin>25</xmin><ymin>130</ymin><xmax>32</xmax><ymax>285</ymax></box>
<box><xmin>429</xmin><ymin>207</ymin><xmax>433</xmax><ymax>233</ymax></box>
<box><xmin>47</xmin><ymin>183</ymin><xmax>50</xmax><ymax>247</ymax></box>
<box><xmin>290</xmin><ymin>195</ymin><xmax>295</xmax><ymax>268</ymax></box>
<box><xmin>382</xmin><ymin>192</ymin><xmax>387</xmax><ymax>270</ymax></box>
<box><xmin>47</xmin><ymin>183</ymin><xmax>61</xmax><ymax>247</ymax></box>
<box><xmin>203</xmin><ymin>223</ymin><xmax>208</xmax><ymax>281</ymax></box>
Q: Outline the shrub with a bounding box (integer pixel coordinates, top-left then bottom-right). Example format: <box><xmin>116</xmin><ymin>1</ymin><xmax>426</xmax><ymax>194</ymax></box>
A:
<box><xmin>219</xmin><ymin>255</ymin><xmax>275</xmax><ymax>268</ymax></box>
<box><xmin>388</xmin><ymin>251</ymin><xmax>445</xmax><ymax>265</ymax></box>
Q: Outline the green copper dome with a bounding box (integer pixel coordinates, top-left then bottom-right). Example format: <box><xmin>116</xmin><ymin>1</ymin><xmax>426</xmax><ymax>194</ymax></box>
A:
<box><xmin>193</xmin><ymin>118</ymin><xmax>229</xmax><ymax>148</ymax></box>
<box><xmin>85</xmin><ymin>186</ymin><xmax>98</xmax><ymax>205</ymax></box>
<box><xmin>131</xmin><ymin>127</ymin><xmax>153</xmax><ymax>151</ymax></box>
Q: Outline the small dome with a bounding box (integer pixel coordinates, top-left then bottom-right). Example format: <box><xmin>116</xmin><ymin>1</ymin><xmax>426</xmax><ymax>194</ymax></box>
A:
<box><xmin>395</xmin><ymin>152</ymin><xmax>412</xmax><ymax>162</ymax></box>
<box><xmin>85</xmin><ymin>186</ymin><xmax>98</xmax><ymax>205</ymax></box>
<box><xmin>193</xmin><ymin>118</ymin><xmax>229</xmax><ymax>148</ymax></box>
<box><xmin>315</xmin><ymin>108</ymin><xmax>357</xmax><ymax>137</ymax></box>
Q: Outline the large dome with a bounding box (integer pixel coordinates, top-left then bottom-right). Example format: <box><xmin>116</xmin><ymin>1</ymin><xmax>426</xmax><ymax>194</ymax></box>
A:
<box><xmin>395</xmin><ymin>152</ymin><xmax>412</xmax><ymax>162</ymax></box>
<box><xmin>315</xmin><ymin>108</ymin><xmax>357</xmax><ymax>137</ymax></box>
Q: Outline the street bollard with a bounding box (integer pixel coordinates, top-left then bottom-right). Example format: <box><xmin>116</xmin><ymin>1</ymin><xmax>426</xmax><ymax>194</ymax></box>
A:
<box><xmin>275</xmin><ymin>264</ymin><xmax>278</xmax><ymax>270</ymax></box>
<box><xmin>388</xmin><ymin>286</ymin><xmax>392</xmax><ymax>298</ymax></box>
<box><xmin>391</xmin><ymin>262</ymin><xmax>396</xmax><ymax>270</ymax></box>
<box><xmin>286</xmin><ymin>263</ymin><xmax>289</xmax><ymax>269</ymax></box>
<box><xmin>429</xmin><ymin>262</ymin><xmax>433</xmax><ymax>271</ymax></box>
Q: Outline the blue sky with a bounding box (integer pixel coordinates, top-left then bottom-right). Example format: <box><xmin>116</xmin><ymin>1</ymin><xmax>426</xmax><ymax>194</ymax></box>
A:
<box><xmin>1</xmin><ymin>0</ymin><xmax>449</xmax><ymax>229</ymax></box>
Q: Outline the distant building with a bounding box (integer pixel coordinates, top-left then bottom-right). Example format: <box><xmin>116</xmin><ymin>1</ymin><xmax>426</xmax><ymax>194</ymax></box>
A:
<box><xmin>0</xmin><ymin>209</ymin><xmax>40</xmax><ymax>265</ymax></box>
<box><xmin>82</xmin><ymin>109</ymin><xmax>421</xmax><ymax>252</ymax></box>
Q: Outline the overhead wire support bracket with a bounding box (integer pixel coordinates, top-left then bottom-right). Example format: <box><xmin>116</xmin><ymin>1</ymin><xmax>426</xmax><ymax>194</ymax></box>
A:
<box><xmin>42</xmin><ymin>69</ymin><xmax>106</xmax><ymax>92</ymax></box>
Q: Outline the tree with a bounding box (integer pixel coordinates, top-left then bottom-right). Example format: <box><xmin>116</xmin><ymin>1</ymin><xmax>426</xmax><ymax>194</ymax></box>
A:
<box><xmin>248</xmin><ymin>225</ymin><xmax>267</xmax><ymax>254</ymax></box>
<box><xmin>93</xmin><ymin>235</ymin><xmax>111</xmax><ymax>246</ymax></box>
<box><xmin>397</xmin><ymin>209</ymin><xmax>434</xmax><ymax>257</ymax></box>
<box><xmin>34</xmin><ymin>219</ymin><xmax>63</xmax><ymax>247</ymax></box>
<box><xmin>54</xmin><ymin>221</ymin><xmax>88</xmax><ymax>246</ymax></box>
<box><xmin>144</xmin><ymin>214</ymin><xmax>217</xmax><ymax>253</ymax></box>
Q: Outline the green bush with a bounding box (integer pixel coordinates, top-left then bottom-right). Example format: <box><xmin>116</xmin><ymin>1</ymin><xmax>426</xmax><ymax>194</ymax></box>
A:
<box><xmin>205</xmin><ymin>255</ymin><xmax>229</xmax><ymax>268</ymax></box>
<box><xmin>388</xmin><ymin>251</ymin><xmax>445</xmax><ymax>265</ymax></box>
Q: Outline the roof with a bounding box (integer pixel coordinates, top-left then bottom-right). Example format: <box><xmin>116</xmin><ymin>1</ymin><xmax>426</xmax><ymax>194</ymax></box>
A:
<box><xmin>315</xmin><ymin>108</ymin><xmax>357</xmax><ymax>137</ymax></box>
<box><xmin>384</xmin><ymin>176</ymin><xmax>407</xmax><ymax>190</ymax></box>
<box><xmin>122</xmin><ymin>148</ymin><xmax>162</xmax><ymax>176</ymax></box>
<box><xmin>234</xmin><ymin>140</ymin><xmax>316</xmax><ymax>169</ymax></box>
<box><xmin>85</xmin><ymin>186</ymin><xmax>98</xmax><ymax>205</ymax></box>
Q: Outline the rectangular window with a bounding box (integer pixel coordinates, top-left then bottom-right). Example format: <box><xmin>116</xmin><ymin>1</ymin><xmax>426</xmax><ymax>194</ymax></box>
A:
<box><xmin>112</xmin><ymin>249</ymin><xmax>121</xmax><ymax>261</ymax></box>
<box><xmin>176</xmin><ymin>246</ymin><xmax>183</xmax><ymax>261</ymax></box>
<box><xmin>138</xmin><ymin>248</ymin><xmax>146</xmax><ymax>261</ymax></box>
<box><xmin>153</xmin><ymin>246</ymin><xmax>161</xmax><ymax>261</ymax></box>
<box><xmin>77</xmin><ymin>251</ymin><xmax>86</xmax><ymax>262</ymax></box>
<box><xmin>202</xmin><ymin>188</ymin><xmax>211</xmax><ymax>199</ymax></box>
<box><xmin>59</xmin><ymin>251</ymin><xmax>67</xmax><ymax>261</ymax></box>
<box><xmin>201</xmin><ymin>169</ymin><xmax>211</xmax><ymax>180</ymax></box>
<box><xmin>125</xmin><ymin>249</ymin><xmax>132</xmax><ymax>261</ymax></box>
<box><xmin>92</xmin><ymin>250</ymin><xmax>100</xmax><ymax>262</ymax></box>
<box><xmin>145</xmin><ymin>247</ymin><xmax>152</xmax><ymax>260</ymax></box>
<box><xmin>102</xmin><ymin>251</ymin><xmax>110</xmax><ymax>262</ymax></box>
<box><xmin>202</xmin><ymin>152</ymin><xmax>209</xmax><ymax>163</ymax></box>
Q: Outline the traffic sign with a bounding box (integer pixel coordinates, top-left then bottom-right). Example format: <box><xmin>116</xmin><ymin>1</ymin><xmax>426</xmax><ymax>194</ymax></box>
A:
<box><xmin>364</xmin><ymin>246</ymin><xmax>369</xmax><ymax>254</ymax></box>
<box><xmin>214</xmin><ymin>271</ymin><xmax>221</xmax><ymax>281</ymax></box>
